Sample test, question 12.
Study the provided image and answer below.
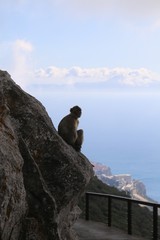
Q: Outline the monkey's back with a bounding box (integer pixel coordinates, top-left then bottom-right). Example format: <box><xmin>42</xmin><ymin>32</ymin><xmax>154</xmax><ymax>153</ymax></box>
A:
<box><xmin>58</xmin><ymin>114</ymin><xmax>78</xmax><ymax>146</ymax></box>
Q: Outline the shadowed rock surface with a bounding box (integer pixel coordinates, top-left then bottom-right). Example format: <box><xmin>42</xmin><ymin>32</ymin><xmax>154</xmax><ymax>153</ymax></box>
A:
<box><xmin>0</xmin><ymin>70</ymin><xmax>93</xmax><ymax>240</ymax></box>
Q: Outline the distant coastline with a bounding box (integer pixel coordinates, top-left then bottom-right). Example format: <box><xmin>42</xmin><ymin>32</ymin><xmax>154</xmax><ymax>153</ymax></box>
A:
<box><xmin>93</xmin><ymin>162</ymin><xmax>157</xmax><ymax>204</ymax></box>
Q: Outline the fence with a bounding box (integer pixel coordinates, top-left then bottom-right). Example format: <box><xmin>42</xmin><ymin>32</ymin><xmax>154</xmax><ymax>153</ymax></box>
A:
<box><xmin>85</xmin><ymin>192</ymin><xmax>160</xmax><ymax>240</ymax></box>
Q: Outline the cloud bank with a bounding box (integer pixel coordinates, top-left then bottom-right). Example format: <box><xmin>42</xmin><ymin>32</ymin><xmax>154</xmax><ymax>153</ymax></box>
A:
<box><xmin>8</xmin><ymin>39</ymin><xmax>35</xmax><ymax>88</ymax></box>
<box><xmin>3</xmin><ymin>39</ymin><xmax>160</xmax><ymax>92</ymax></box>
<box><xmin>34</xmin><ymin>66</ymin><xmax>160</xmax><ymax>90</ymax></box>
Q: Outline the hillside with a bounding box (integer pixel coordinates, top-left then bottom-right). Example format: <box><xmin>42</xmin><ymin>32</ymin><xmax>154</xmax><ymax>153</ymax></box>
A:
<box><xmin>79</xmin><ymin>176</ymin><xmax>155</xmax><ymax>239</ymax></box>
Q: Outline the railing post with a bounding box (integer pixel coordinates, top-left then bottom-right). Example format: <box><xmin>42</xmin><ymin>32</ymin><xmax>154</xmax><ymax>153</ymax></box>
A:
<box><xmin>85</xmin><ymin>192</ymin><xmax>89</xmax><ymax>221</ymax></box>
<box><xmin>153</xmin><ymin>205</ymin><xmax>158</xmax><ymax>240</ymax></box>
<box><xmin>127</xmin><ymin>200</ymin><xmax>132</xmax><ymax>235</ymax></box>
<box><xmin>108</xmin><ymin>196</ymin><xmax>112</xmax><ymax>227</ymax></box>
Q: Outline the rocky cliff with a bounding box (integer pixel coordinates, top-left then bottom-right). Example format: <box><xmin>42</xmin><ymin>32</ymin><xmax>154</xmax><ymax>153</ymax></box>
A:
<box><xmin>94</xmin><ymin>162</ymin><xmax>149</xmax><ymax>201</ymax></box>
<box><xmin>0</xmin><ymin>70</ymin><xmax>93</xmax><ymax>240</ymax></box>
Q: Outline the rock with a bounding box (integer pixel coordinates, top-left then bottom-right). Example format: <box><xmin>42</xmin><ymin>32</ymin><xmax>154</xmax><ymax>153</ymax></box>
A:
<box><xmin>0</xmin><ymin>70</ymin><xmax>93</xmax><ymax>240</ymax></box>
<box><xmin>94</xmin><ymin>162</ymin><xmax>149</xmax><ymax>201</ymax></box>
<box><xmin>93</xmin><ymin>162</ymin><xmax>112</xmax><ymax>176</ymax></box>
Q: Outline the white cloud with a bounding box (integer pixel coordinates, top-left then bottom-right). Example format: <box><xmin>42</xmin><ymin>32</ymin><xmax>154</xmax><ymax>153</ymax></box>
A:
<box><xmin>2</xmin><ymin>39</ymin><xmax>160</xmax><ymax>91</ymax></box>
<box><xmin>10</xmin><ymin>39</ymin><xmax>34</xmax><ymax>88</ymax></box>
<box><xmin>34</xmin><ymin>66</ymin><xmax>160</xmax><ymax>89</ymax></box>
<box><xmin>151</xmin><ymin>19</ymin><xmax>160</xmax><ymax>31</ymax></box>
<box><xmin>35</xmin><ymin>66</ymin><xmax>111</xmax><ymax>86</ymax></box>
<box><xmin>13</xmin><ymin>39</ymin><xmax>33</xmax><ymax>52</ymax></box>
<box><xmin>117</xmin><ymin>68</ymin><xmax>159</xmax><ymax>86</ymax></box>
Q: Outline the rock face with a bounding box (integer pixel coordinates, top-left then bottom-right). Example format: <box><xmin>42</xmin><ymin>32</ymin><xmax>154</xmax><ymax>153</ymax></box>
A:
<box><xmin>0</xmin><ymin>70</ymin><xmax>93</xmax><ymax>240</ymax></box>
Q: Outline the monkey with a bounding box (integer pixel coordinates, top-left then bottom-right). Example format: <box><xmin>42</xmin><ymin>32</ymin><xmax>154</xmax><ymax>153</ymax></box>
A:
<box><xmin>58</xmin><ymin>106</ymin><xmax>84</xmax><ymax>152</ymax></box>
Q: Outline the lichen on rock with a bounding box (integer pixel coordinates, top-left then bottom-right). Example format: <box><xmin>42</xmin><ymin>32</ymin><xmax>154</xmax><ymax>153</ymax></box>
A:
<box><xmin>0</xmin><ymin>70</ymin><xmax>93</xmax><ymax>240</ymax></box>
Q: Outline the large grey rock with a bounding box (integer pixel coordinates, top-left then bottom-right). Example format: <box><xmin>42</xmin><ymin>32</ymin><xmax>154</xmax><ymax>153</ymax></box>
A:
<box><xmin>0</xmin><ymin>70</ymin><xmax>93</xmax><ymax>240</ymax></box>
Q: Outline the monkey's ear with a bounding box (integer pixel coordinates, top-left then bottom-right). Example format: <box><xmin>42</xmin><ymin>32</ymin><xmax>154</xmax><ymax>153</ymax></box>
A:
<box><xmin>70</xmin><ymin>108</ymin><xmax>73</xmax><ymax>113</ymax></box>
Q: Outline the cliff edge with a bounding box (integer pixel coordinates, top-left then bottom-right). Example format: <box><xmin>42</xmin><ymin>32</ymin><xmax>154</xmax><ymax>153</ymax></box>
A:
<box><xmin>0</xmin><ymin>70</ymin><xmax>93</xmax><ymax>240</ymax></box>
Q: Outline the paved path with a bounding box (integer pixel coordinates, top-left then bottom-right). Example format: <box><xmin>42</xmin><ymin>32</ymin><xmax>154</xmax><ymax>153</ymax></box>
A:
<box><xmin>73</xmin><ymin>219</ymin><xmax>145</xmax><ymax>240</ymax></box>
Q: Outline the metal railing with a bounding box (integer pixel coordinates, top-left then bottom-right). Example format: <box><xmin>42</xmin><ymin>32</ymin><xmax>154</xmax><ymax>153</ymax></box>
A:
<box><xmin>85</xmin><ymin>192</ymin><xmax>160</xmax><ymax>240</ymax></box>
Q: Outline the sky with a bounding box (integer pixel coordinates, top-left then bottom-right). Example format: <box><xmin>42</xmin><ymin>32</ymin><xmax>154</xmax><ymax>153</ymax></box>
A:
<box><xmin>1</xmin><ymin>0</ymin><xmax>160</xmax><ymax>90</ymax></box>
<box><xmin>1</xmin><ymin>1</ymin><xmax>160</xmax><ymax>195</ymax></box>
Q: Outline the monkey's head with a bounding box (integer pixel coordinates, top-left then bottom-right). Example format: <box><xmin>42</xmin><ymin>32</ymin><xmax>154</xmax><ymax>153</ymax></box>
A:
<box><xmin>70</xmin><ymin>106</ymin><xmax>82</xmax><ymax>118</ymax></box>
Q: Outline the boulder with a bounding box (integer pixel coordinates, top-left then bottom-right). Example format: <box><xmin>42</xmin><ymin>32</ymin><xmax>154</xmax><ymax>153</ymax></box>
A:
<box><xmin>0</xmin><ymin>70</ymin><xmax>93</xmax><ymax>240</ymax></box>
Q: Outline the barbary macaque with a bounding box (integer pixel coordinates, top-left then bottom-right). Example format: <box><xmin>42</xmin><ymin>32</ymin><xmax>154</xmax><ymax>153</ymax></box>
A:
<box><xmin>58</xmin><ymin>106</ymin><xmax>83</xmax><ymax>151</ymax></box>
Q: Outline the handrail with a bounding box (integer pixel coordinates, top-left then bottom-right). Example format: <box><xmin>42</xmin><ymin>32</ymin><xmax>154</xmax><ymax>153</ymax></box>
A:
<box><xmin>85</xmin><ymin>191</ymin><xmax>160</xmax><ymax>240</ymax></box>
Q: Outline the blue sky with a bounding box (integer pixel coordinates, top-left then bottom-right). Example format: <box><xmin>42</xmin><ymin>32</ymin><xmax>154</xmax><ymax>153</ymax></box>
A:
<box><xmin>1</xmin><ymin>1</ymin><xmax>160</xmax><ymax>188</ymax></box>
